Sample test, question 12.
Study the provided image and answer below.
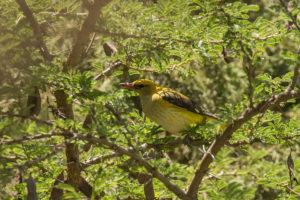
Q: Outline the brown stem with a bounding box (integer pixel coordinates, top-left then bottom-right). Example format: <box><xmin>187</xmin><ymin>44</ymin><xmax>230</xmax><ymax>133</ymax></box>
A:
<box><xmin>144</xmin><ymin>177</ymin><xmax>155</xmax><ymax>200</ymax></box>
<box><xmin>128</xmin><ymin>172</ymin><xmax>155</xmax><ymax>200</ymax></box>
<box><xmin>50</xmin><ymin>170</ymin><xmax>65</xmax><ymax>200</ymax></box>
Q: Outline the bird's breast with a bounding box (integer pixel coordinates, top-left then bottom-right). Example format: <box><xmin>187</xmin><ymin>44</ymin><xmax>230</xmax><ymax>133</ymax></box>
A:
<box><xmin>140</xmin><ymin>94</ymin><xmax>200</xmax><ymax>135</ymax></box>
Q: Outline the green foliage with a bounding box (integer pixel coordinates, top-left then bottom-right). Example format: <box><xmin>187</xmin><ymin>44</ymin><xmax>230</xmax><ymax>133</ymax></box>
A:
<box><xmin>0</xmin><ymin>0</ymin><xmax>300</xmax><ymax>199</ymax></box>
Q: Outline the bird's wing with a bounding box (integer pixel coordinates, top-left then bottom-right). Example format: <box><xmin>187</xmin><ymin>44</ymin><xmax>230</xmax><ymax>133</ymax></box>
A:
<box><xmin>158</xmin><ymin>89</ymin><xmax>219</xmax><ymax>120</ymax></box>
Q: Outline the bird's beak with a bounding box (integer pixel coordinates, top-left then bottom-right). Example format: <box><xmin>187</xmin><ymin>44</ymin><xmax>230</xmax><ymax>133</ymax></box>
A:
<box><xmin>120</xmin><ymin>82</ymin><xmax>135</xmax><ymax>90</ymax></box>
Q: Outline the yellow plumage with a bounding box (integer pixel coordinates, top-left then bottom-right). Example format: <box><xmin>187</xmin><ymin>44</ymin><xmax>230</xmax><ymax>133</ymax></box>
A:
<box><xmin>120</xmin><ymin>79</ymin><xmax>218</xmax><ymax>136</ymax></box>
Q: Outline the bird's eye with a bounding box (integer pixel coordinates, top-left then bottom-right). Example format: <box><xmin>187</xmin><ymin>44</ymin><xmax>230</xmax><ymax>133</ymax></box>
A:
<box><xmin>134</xmin><ymin>84</ymin><xmax>145</xmax><ymax>89</ymax></box>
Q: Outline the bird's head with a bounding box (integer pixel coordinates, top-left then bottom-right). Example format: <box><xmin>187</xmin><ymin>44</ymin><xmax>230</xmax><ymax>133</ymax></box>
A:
<box><xmin>120</xmin><ymin>79</ymin><xmax>157</xmax><ymax>95</ymax></box>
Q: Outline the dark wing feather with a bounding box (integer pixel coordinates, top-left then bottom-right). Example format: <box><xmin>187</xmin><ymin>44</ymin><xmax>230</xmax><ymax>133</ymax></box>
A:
<box><xmin>160</xmin><ymin>90</ymin><xmax>219</xmax><ymax>120</ymax></box>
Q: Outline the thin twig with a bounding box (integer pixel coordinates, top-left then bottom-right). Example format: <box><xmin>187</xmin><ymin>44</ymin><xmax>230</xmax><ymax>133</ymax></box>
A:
<box><xmin>229</xmin><ymin>133</ymin><xmax>300</xmax><ymax>147</ymax></box>
<box><xmin>15</xmin><ymin>0</ymin><xmax>54</xmax><ymax>61</ymax></box>
<box><xmin>241</xmin><ymin>44</ymin><xmax>254</xmax><ymax>108</ymax></box>
<box><xmin>239</xmin><ymin>41</ymin><xmax>254</xmax><ymax>108</ymax></box>
<box><xmin>94</xmin><ymin>58</ymin><xmax>196</xmax><ymax>81</ymax></box>
<box><xmin>0</xmin><ymin>112</ymin><xmax>53</xmax><ymax>126</ymax></box>
<box><xmin>145</xmin><ymin>138</ymin><xmax>210</xmax><ymax>150</ymax></box>
<box><xmin>14</xmin><ymin>147</ymin><xmax>63</xmax><ymax>169</ymax></box>
<box><xmin>94</xmin><ymin>61</ymin><xmax>124</xmax><ymax>80</ymax></box>
<box><xmin>81</xmin><ymin>153</ymin><xmax>120</xmax><ymax>169</ymax></box>
<box><xmin>204</xmin><ymin>171</ymin><xmax>237</xmax><ymax>180</ymax></box>
<box><xmin>85</xmin><ymin>32</ymin><xmax>96</xmax><ymax>55</ymax></box>
<box><xmin>278</xmin><ymin>183</ymin><xmax>300</xmax><ymax>196</ymax></box>
<box><xmin>227</xmin><ymin>138</ymin><xmax>262</xmax><ymax>147</ymax></box>
<box><xmin>144</xmin><ymin>130</ymin><xmax>299</xmax><ymax>149</ymax></box>
<box><xmin>256</xmin><ymin>33</ymin><xmax>280</xmax><ymax>41</ymax></box>
<box><xmin>287</xmin><ymin>66</ymin><xmax>299</xmax><ymax>91</ymax></box>
<box><xmin>127</xmin><ymin>66</ymin><xmax>156</xmax><ymax>72</ymax></box>
<box><xmin>39</xmin><ymin>11</ymin><xmax>88</xmax><ymax>17</ymax></box>
<box><xmin>95</xmin><ymin>28</ymin><xmax>192</xmax><ymax>44</ymax></box>
<box><xmin>104</xmin><ymin>103</ymin><xmax>135</xmax><ymax>148</ymax></box>
<box><xmin>1</xmin><ymin>131</ymin><xmax>65</xmax><ymax>145</ymax></box>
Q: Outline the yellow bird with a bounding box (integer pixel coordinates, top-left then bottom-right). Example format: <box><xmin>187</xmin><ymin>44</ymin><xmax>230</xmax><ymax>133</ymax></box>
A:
<box><xmin>120</xmin><ymin>79</ymin><xmax>219</xmax><ymax>136</ymax></box>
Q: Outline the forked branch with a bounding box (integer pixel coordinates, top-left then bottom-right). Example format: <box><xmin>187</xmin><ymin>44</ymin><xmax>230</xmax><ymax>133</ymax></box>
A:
<box><xmin>15</xmin><ymin>0</ymin><xmax>54</xmax><ymax>61</ymax></box>
<box><xmin>186</xmin><ymin>88</ymin><xmax>300</xmax><ymax>198</ymax></box>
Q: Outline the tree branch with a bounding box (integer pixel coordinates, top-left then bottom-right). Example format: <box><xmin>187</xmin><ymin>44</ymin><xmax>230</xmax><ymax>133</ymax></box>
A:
<box><xmin>84</xmin><ymin>32</ymin><xmax>96</xmax><ymax>55</ymax></box>
<box><xmin>144</xmin><ymin>177</ymin><xmax>155</xmax><ymax>200</ymax></box>
<box><xmin>1</xmin><ymin>131</ymin><xmax>65</xmax><ymax>145</ymax></box>
<box><xmin>239</xmin><ymin>41</ymin><xmax>254</xmax><ymax>108</ymax></box>
<box><xmin>129</xmin><ymin>172</ymin><xmax>155</xmax><ymax>200</ymax></box>
<box><xmin>279</xmin><ymin>0</ymin><xmax>300</xmax><ymax>32</ymax></box>
<box><xmin>15</xmin><ymin>0</ymin><xmax>54</xmax><ymax>61</ymax></box>
<box><xmin>14</xmin><ymin>146</ymin><xmax>63</xmax><ymax>169</ymax></box>
<box><xmin>104</xmin><ymin>103</ymin><xmax>135</xmax><ymax>148</ymax></box>
<box><xmin>53</xmin><ymin>0</ymin><xmax>112</xmax><ymax>191</ymax></box>
<box><xmin>81</xmin><ymin>153</ymin><xmax>120</xmax><ymax>169</ymax></box>
<box><xmin>95</xmin><ymin>28</ymin><xmax>192</xmax><ymax>44</ymax></box>
<box><xmin>278</xmin><ymin>183</ymin><xmax>300</xmax><ymax>196</ymax></box>
<box><xmin>279</xmin><ymin>0</ymin><xmax>299</xmax><ymax>91</ymax></box>
<box><xmin>227</xmin><ymin>138</ymin><xmax>262</xmax><ymax>147</ymax></box>
<box><xmin>186</xmin><ymin>89</ymin><xmax>300</xmax><ymax>199</ymax></box>
<box><xmin>94</xmin><ymin>61</ymin><xmax>124</xmax><ymax>80</ymax></box>
<box><xmin>144</xmin><ymin>138</ymin><xmax>210</xmax><ymax>150</ymax></box>
<box><xmin>287</xmin><ymin>66</ymin><xmax>299</xmax><ymax>91</ymax></box>
<box><xmin>64</xmin><ymin>0</ymin><xmax>112</xmax><ymax>71</ymax></box>
<box><xmin>0</xmin><ymin>112</ymin><xmax>53</xmax><ymax>126</ymax></box>
<box><xmin>94</xmin><ymin>58</ymin><xmax>195</xmax><ymax>81</ymax></box>
<box><xmin>75</xmin><ymin>134</ymin><xmax>190</xmax><ymax>199</ymax></box>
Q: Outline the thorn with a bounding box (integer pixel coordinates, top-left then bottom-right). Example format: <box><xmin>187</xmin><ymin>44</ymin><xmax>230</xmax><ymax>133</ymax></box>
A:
<box><xmin>200</xmin><ymin>145</ymin><xmax>215</xmax><ymax>160</ymax></box>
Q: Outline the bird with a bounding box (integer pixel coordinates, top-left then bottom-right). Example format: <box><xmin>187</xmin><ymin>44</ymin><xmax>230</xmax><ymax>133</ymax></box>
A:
<box><xmin>120</xmin><ymin>79</ymin><xmax>219</xmax><ymax>136</ymax></box>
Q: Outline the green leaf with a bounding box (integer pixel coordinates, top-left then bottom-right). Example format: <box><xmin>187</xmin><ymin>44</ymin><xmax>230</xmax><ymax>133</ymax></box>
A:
<box><xmin>282</xmin><ymin>72</ymin><xmax>294</xmax><ymax>82</ymax></box>
<box><xmin>217</xmin><ymin>179</ymin><xmax>227</xmax><ymax>190</ymax></box>
<box><xmin>241</xmin><ymin>5</ymin><xmax>260</xmax><ymax>13</ymax></box>
<box><xmin>55</xmin><ymin>183</ymin><xmax>76</xmax><ymax>192</ymax></box>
